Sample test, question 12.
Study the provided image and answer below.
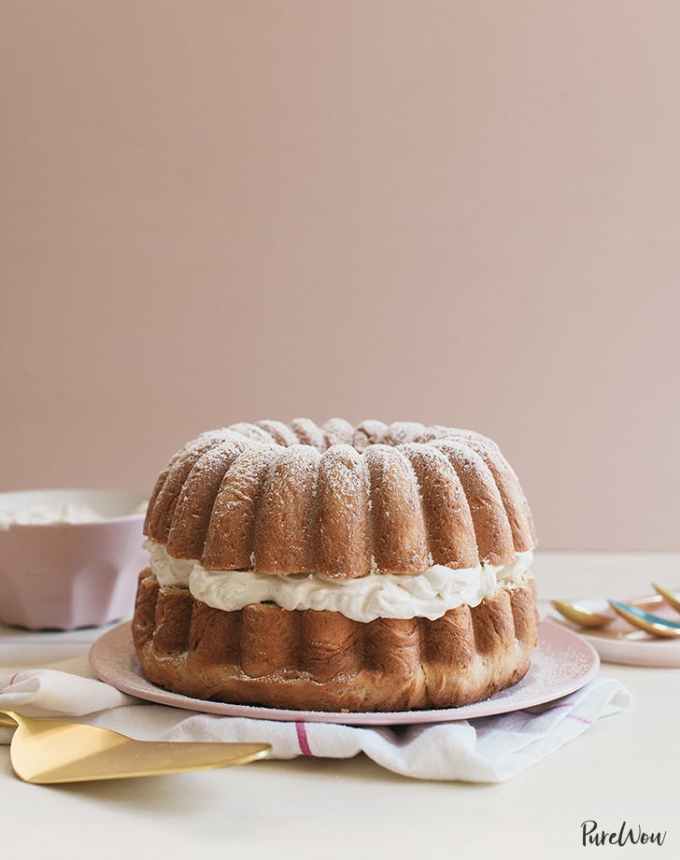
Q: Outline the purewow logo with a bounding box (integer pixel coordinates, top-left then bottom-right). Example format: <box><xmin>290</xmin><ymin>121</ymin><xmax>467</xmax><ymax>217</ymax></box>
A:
<box><xmin>581</xmin><ymin>820</ymin><xmax>668</xmax><ymax>848</ymax></box>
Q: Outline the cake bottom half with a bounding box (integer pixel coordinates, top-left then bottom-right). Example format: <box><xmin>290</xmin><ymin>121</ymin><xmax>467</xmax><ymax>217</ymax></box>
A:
<box><xmin>132</xmin><ymin>569</ymin><xmax>539</xmax><ymax>712</ymax></box>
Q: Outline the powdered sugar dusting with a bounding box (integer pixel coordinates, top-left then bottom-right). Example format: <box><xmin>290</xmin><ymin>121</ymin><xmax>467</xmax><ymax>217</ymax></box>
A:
<box><xmin>492</xmin><ymin>624</ymin><xmax>597</xmax><ymax>702</ymax></box>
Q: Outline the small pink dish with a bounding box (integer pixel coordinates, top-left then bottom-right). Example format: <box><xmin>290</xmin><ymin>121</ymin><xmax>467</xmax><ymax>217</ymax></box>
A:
<box><xmin>547</xmin><ymin>596</ymin><xmax>680</xmax><ymax>668</ymax></box>
<box><xmin>0</xmin><ymin>489</ymin><xmax>147</xmax><ymax>631</ymax></box>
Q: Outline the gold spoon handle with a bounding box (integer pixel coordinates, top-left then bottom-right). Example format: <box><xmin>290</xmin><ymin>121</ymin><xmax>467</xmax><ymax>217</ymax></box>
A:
<box><xmin>652</xmin><ymin>582</ymin><xmax>680</xmax><ymax>614</ymax></box>
<box><xmin>0</xmin><ymin>711</ymin><xmax>20</xmax><ymax>729</ymax></box>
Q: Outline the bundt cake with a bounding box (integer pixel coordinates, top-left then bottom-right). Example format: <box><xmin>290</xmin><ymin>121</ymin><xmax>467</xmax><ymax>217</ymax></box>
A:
<box><xmin>132</xmin><ymin>419</ymin><xmax>538</xmax><ymax>712</ymax></box>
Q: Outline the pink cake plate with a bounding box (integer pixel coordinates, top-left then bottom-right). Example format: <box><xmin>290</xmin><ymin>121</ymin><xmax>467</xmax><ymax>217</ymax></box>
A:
<box><xmin>90</xmin><ymin>619</ymin><xmax>599</xmax><ymax>726</ymax></box>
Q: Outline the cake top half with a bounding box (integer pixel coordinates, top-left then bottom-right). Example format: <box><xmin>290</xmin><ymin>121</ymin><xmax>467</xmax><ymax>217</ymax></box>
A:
<box><xmin>144</xmin><ymin>418</ymin><xmax>536</xmax><ymax>579</ymax></box>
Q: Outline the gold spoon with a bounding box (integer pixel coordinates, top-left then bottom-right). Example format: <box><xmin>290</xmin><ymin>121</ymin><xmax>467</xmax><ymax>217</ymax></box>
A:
<box><xmin>0</xmin><ymin>710</ymin><xmax>270</xmax><ymax>784</ymax></box>
<box><xmin>651</xmin><ymin>582</ymin><xmax>680</xmax><ymax>614</ymax></box>
<box><xmin>551</xmin><ymin>600</ymin><xmax>613</xmax><ymax>629</ymax></box>
<box><xmin>608</xmin><ymin>600</ymin><xmax>680</xmax><ymax>639</ymax></box>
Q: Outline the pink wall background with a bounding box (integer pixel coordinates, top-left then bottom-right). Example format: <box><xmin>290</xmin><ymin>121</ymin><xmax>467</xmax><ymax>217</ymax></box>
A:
<box><xmin>2</xmin><ymin>2</ymin><xmax>679</xmax><ymax>550</ymax></box>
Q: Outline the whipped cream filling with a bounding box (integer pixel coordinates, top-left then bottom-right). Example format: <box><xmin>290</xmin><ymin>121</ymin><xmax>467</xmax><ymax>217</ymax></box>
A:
<box><xmin>145</xmin><ymin>540</ymin><xmax>533</xmax><ymax>623</ymax></box>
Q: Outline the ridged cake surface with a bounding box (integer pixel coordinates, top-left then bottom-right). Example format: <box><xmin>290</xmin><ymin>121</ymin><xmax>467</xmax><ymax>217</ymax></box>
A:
<box><xmin>134</xmin><ymin>418</ymin><xmax>538</xmax><ymax>711</ymax></box>
<box><xmin>144</xmin><ymin>418</ymin><xmax>535</xmax><ymax>577</ymax></box>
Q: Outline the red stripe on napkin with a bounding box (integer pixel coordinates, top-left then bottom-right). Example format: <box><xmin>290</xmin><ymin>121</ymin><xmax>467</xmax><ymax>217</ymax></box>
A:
<box><xmin>295</xmin><ymin>721</ymin><xmax>313</xmax><ymax>756</ymax></box>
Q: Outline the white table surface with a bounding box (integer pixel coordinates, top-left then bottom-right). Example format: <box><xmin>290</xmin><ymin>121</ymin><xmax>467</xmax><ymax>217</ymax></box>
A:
<box><xmin>2</xmin><ymin>552</ymin><xmax>678</xmax><ymax>859</ymax></box>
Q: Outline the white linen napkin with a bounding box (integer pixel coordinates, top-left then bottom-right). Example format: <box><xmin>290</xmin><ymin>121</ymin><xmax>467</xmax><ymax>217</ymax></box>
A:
<box><xmin>0</xmin><ymin>659</ymin><xmax>630</xmax><ymax>783</ymax></box>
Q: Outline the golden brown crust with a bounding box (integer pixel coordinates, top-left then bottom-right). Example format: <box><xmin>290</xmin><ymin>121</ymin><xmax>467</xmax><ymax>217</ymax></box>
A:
<box><xmin>166</xmin><ymin>439</ymin><xmax>250</xmax><ymax>560</ymax></box>
<box><xmin>255</xmin><ymin>419</ymin><xmax>299</xmax><ymax>447</ymax></box>
<box><xmin>458</xmin><ymin>436</ymin><xmax>537</xmax><ymax>551</ymax></box>
<box><xmin>364</xmin><ymin>445</ymin><xmax>430</xmax><ymax>573</ymax></box>
<box><xmin>145</xmin><ymin>430</ymin><xmax>241</xmax><ymax>544</ymax></box>
<box><xmin>322</xmin><ymin>417</ymin><xmax>355</xmax><ymax>447</ymax></box>
<box><xmin>253</xmin><ymin>446</ymin><xmax>321</xmax><ymax>573</ymax></box>
<box><xmin>400</xmin><ymin>444</ymin><xmax>478</xmax><ymax>569</ymax></box>
<box><xmin>132</xmin><ymin>570</ymin><xmax>539</xmax><ymax>712</ymax></box>
<box><xmin>202</xmin><ymin>446</ymin><xmax>279</xmax><ymax>570</ymax></box>
<box><xmin>432</xmin><ymin>439</ymin><xmax>515</xmax><ymax>565</ymax></box>
<box><xmin>353</xmin><ymin>419</ymin><xmax>388</xmax><ymax>451</ymax></box>
<box><xmin>143</xmin><ymin>418</ymin><xmax>536</xmax><ymax>577</ymax></box>
<box><xmin>290</xmin><ymin>417</ymin><xmax>328</xmax><ymax>450</ymax></box>
<box><xmin>316</xmin><ymin>445</ymin><xmax>372</xmax><ymax>579</ymax></box>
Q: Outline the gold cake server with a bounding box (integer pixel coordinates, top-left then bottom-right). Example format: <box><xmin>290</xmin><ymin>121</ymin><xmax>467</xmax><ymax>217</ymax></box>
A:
<box><xmin>0</xmin><ymin>710</ymin><xmax>270</xmax><ymax>784</ymax></box>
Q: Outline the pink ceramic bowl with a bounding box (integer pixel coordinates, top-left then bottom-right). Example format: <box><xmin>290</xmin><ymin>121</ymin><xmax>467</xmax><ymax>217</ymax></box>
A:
<box><xmin>0</xmin><ymin>489</ymin><xmax>148</xmax><ymax>630</ymax></box>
